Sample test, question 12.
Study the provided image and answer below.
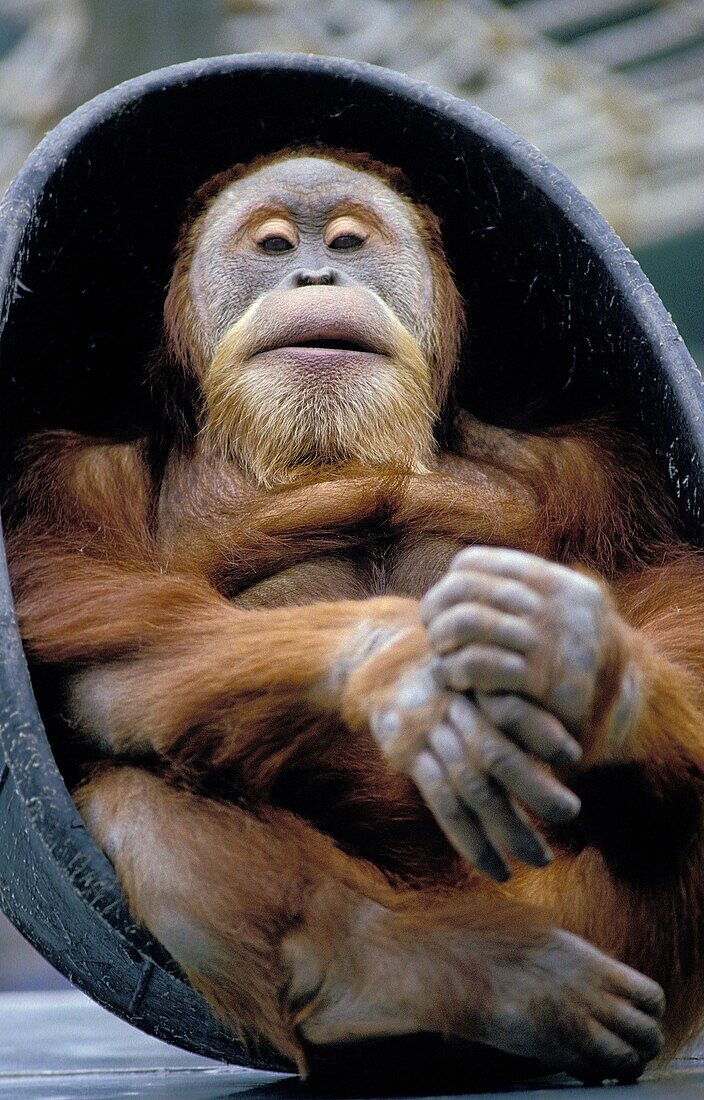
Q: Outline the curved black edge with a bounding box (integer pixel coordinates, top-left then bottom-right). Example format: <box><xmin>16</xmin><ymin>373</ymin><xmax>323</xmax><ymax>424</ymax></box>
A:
<box><xmin>1</xmin><ymin>54</ymin><xmax>701</xmax><ymax>512</ymax></box>
<box><xmin>0</xmin><ymin>51</ymin><xmax>701</xmax><ymax>1071</ymax></box>
<box><xmin>1</xmin><ymin>54</ymin><xmax>702</xmax><ymax>508</ymax></box>
<box><xmin>0</xmin><ymin>525</ymin><xmax>289</xmax><ymax>1069</ymax></box>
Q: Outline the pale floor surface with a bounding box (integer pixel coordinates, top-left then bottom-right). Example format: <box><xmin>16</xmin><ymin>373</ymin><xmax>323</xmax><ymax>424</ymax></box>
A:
<box><xmin>0</xmin><ymin>990</ymin><xmax>702</xmax><ymax>1099</ymax></box>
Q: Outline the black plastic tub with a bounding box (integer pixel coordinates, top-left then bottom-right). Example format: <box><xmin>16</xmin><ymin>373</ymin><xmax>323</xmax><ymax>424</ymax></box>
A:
<box><xmin>0</xmin><ymin>52</ymin><xmax>702</xmax><ymax>1070</ymax></box>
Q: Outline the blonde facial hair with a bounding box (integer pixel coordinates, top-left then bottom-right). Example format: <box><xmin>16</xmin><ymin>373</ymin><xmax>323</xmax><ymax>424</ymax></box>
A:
<box><xmin>201</xmin><ymin>293</ymin><xmax>437</xmax><ymax>487</ymax></box>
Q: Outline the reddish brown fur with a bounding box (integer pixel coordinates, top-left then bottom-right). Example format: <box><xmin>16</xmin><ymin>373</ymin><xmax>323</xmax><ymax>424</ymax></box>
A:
<box><xmin>5</xmin><ymin>152</ymin><xmax>704</xmax><ymax>1074</ymax></box>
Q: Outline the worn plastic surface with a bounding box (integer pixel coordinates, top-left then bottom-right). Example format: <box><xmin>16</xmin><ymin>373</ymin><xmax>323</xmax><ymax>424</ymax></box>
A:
<box><xmin>0</xmin><ymin>53</ymin><xmax>702</xmax><ymax>1070</ymax></box>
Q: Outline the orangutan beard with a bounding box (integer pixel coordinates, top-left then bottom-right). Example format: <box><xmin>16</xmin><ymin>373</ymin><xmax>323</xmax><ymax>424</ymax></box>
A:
<box><xmin>200</xmin><ymin>296</ymin><xmax>437</xmax><ymax>488</ymax></box>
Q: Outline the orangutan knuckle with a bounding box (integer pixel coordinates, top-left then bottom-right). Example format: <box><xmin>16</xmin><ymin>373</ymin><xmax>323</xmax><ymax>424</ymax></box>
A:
<box><xmin>569</xmin><ymin>573</ymin><xmax>607</xmax><ymax>613</ymax></box>
<box><xmin>460</xmin><ymin>770</ymin><xmax>495</xmax><ymax>811</ymax></box>
<box><xmin>451</xmin><ymin>605</ymin><xmax>495</xmax><ymax>645</ymax></box>
<box><xmin>395</xmin><ymin>669</ymin><xmax>438</xmax><ymax>712</ymax></box>
<box><xmin>486</xmin><ymin>694</ymin><xmax>526</xmax><ymax>728</ymax></box>
<box><xmin>450</xmin><ymin>545</ymin><xmax>482</xmax><ymax>572</ymax></box>
<box><xmin>482</xmin><ymin>740</ymin><xmax>521</xmax><ymax>781</ymax></box>
<box><xmin>428</xmin><ymin>723</ymin><xmax>462</xmax><ymax>765</ymax></box>
<box><xmin>371</xmin><ymin>707</ymin><xmax>400</xmax><ymax>740</ymax></box>
<box><xmin>420</xmin><ymin>576</ymin><xmax>454</xmax><ymax>617</ymax></box>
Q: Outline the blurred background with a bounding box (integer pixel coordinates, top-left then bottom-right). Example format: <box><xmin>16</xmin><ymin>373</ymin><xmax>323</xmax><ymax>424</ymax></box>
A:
<box><xmin>0</xmin><ymin>0</ymin><xmax>702</xmax><ymax>990</ymax></box>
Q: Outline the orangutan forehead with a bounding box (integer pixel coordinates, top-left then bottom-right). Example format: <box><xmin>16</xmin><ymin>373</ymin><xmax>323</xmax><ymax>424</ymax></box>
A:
<box><xmin>204</xmin><ymin>156</ymin><xmax>419</xmax><ymax>229</ymax></box>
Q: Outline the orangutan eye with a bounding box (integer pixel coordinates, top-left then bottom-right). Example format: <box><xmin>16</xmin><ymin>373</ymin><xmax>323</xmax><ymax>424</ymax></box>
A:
<box><xmin>328</xmin><ymin>233</ymin><xmax>365</xmax><ymax>251</ymax></box>
<box><xmin>259</xmin><ymin>236</ymin><xmax>295</xmax><ymax>254</ymax></box>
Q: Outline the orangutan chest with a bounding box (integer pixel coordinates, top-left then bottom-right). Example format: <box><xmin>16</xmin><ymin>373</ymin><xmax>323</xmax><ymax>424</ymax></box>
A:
<box><xmin>230</xmin><ymin>533</ymin><xmax>467</xmax><ymax>609</ymax></box>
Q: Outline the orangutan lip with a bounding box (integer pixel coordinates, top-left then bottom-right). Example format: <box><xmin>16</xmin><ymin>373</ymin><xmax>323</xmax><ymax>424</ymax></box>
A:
<box><xmin>256</xmin><ymin>336</ymin><xmax>377</xmax><ymax>355</ymax></box>
<box><xmin>289</xmin><ymin>338</ymin><xmax>372</xmax><ymax>352</ymax></box>
<box><xmin>250</xmin><ymin>339</ymin><xmax>382</xmax><ymax>361</ymax></box>
<box><xmin>251</xmin><ymin>344</ymin><xmax>381</xmax><ymax>362</ymax></box>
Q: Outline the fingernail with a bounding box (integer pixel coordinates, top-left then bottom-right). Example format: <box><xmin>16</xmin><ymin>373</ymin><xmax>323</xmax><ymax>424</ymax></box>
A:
<box><xmin>557</xmin><ymin>739</ymin><xmax>583</xmax><ymax>766</ymax></box>
<box><xmin>482</xmin><ymin>852</ymin><xmax>511</xmax><ymax>882</ymax></box>
<box><xmin>526</xmin><ymin>840</ymin><xmax>553</xmax><ymax>867</ymax></box>
<box><xmin>561</xmin><ymin>791</ymin><xmax>582</xmax><ymax>817</ymax></box>
<box><xmin>549</xmin><ymin>790</ymin><xmax>581</xmax><ymax>822</ymax></box>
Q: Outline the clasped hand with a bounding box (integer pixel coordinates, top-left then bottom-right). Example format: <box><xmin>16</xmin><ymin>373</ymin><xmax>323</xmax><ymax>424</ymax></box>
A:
<box><xmin>370</xmin><ymin>546</ymin><xmax>637</xmax><ymax>880</ymax></box>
